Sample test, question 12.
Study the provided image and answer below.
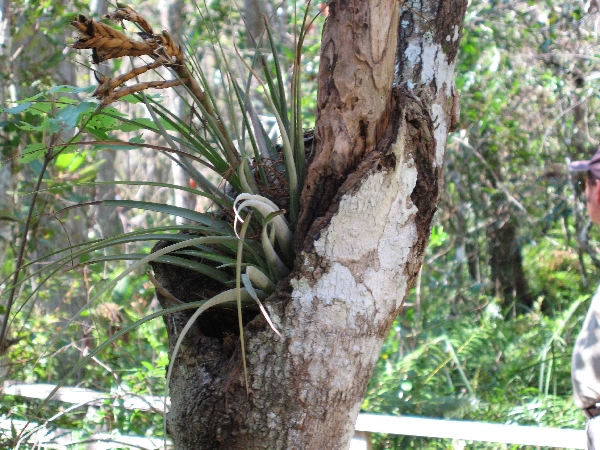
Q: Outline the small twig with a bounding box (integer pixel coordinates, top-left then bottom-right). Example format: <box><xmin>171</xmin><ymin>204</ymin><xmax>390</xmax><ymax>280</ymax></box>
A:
<box><xmin>0</xmin><ymin>135</ymin><xmax>58</xmax><ymax>371</ymax></box>
<box><xmin>147</xmin><ymin>271</ymin><xmax>184</xmax><ymax>305</ymax></box>
<box><xmin>94</xmin><ymin>60</ymin><xmax>163</xmax><ymax>96</ymax></box>
<box><xmin>101</xmin><ymin>79</ymin><xmax>185</xmax><ymax>106</ymax></box>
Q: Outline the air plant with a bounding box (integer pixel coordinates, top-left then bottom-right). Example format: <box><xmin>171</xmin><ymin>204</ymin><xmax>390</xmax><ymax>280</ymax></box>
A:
<box><xmin>69</xmin><ymin>0</ymin><xmax>310</xmax><ymax>384</ymax></box>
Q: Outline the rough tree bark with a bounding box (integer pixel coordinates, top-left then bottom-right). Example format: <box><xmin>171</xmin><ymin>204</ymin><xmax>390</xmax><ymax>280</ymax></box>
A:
<box><xmin>152</xmin><ymin>1</ymin><xmax>467</xmax><ymax>448</ymax></box>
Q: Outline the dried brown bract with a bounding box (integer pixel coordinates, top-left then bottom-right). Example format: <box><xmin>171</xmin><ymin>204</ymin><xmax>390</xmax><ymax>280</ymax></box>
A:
<box><xmin>71</xmin><ymin>14</ymin><xmax>154</xmax><ymax>63</ymax></box>
<box><xmin>105</xmin><ymin>4</ymin><xmax>154</xmax><ymax>34</ymax></box>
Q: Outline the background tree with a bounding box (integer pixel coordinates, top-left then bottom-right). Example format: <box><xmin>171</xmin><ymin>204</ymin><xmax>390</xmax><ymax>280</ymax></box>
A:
<box><xmin>365</xmin><ymin>2</ymin><xmax>600</xmax><ymax>447</ymax></box>
<box><xmin>0</xmin><ymin>0</ymin><xmax>15</xmax><ymax>276</ymax></box>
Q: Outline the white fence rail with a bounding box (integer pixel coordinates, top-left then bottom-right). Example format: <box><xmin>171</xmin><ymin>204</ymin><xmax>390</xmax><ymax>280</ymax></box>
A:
<box><xmin>355</xmin><ymin>413</ymin><xmax>586</xmax><ymax>449</ymax></box>
<box><xmin>1</xmin><ymin>380</ymin><xmax>588</xmax><ymax>449</ymax></box>
<box><xmin>2</xmin><ymin>380</ymin><xmax>168</xmax><ymax>412</ymax></box>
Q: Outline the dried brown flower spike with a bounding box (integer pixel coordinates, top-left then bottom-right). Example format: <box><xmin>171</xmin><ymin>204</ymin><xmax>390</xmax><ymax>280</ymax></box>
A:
<box><xmin>70</xmin><ymin>3</ymin><xmax>214</xmax><ymax>119</ymax></box>
<box><xmin>70</xmin><ymin>5</ymin><xmax>187</xmax><ymax>106</ymax></box>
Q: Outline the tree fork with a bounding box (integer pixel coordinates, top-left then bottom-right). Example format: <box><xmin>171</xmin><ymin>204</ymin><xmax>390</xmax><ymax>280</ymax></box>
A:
<box><xmin>152</xmin><ymin>1</ymin><xmax>467</xmax><ymax>448</ymax></box>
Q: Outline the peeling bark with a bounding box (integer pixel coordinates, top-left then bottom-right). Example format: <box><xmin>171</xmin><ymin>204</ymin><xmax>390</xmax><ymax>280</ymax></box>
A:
<box><xmin>152</xmin><ymin>1</ymin><xmax>467</xmax><ymax>448</ymax></box>
<box><xmin>295</xmin><ymin>0</ymin><xmax>400</xmax><ymax>250</ymax></box>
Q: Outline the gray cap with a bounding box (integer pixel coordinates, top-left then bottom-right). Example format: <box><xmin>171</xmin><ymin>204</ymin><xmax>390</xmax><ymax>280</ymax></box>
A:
<box><xmin>570</xmin><ymin>148</ymin><xmax>600</xmax><ymax>179</ymax></box>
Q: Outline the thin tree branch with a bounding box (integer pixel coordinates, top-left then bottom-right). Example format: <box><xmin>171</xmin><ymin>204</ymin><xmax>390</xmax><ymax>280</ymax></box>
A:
<box><xmin>0</xmin><ymin>134</ymin><xmax>57</xmax><ymax>351</ymax></box>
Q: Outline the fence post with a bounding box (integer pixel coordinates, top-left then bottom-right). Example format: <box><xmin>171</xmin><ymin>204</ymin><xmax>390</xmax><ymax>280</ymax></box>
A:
<box><xmin>350</xmin><ymin>431</ymin><xmax>372</xmax><ymax>450</ymax></box>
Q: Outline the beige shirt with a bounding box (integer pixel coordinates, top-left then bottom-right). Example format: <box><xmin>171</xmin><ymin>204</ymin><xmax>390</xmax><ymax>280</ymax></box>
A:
<box><xmin>573</xmin><ymin>285</ymin><xmax>600</xmax><ymax>409</ymax></box>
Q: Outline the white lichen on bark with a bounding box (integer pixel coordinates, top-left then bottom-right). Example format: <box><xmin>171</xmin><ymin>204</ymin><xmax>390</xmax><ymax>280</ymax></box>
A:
<box><xmin>405</xmin><ymin>38</ymin><xmax>456</xmax><ymax>167</ymax></box>
<box><xmin>287</xmin><ymin>123</ymin><xmax>418</xmax><ymax>447</ymax></box>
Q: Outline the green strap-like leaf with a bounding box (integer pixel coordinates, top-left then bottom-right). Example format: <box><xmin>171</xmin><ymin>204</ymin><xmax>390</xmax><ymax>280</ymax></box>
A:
<box><xmin>81</xmin><ymin>253</ymin><xmax>231</xmax><ymax>285</ymax></box>
<box><xmin>57</xmin><ymin>200</ymin><xmax>232</xmax><ymax>232</ymax></box>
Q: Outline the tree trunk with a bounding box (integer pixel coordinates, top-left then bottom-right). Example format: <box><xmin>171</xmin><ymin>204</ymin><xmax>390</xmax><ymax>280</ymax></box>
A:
<box><xmin>244</xmin><ymin>0</ymin><xmax>268</xmax><ymax>44</ymax></box>
<box><xmin>152</xmin><ymin>1</ymin><xmax>467</xmax><ymax>448</ymax></box>
<box><xmin>160</xmin><ymin>0</ymin><xmax>197</xmax><ymax>220</ymax></box>
<box><xmin>0</xmin><ymin>0</ymin><xmax>15</xmax><ymax>273</ymax></box>
<box><xmin>488</xmin><ymin>215</ymin><xmax>534</xmax><ymax>312</ymax></box>
<box><xmin>89</xmin><ymin>0</ymin><xmax>124</xmax><ymax>240</ymax></box>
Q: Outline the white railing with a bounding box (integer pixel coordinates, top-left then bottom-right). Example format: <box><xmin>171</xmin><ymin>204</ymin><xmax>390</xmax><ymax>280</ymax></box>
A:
<box><xmin>2</xmin><ymin>380</ymin><xmax>168</xmax><ymax>412</ymax></box>
<box><xmin>354</xmin><ymin>414</ymin><xmax>586</xmax><ymax>450</ymax></box>
<box><xmin>1</xmin><ymin>380</ymin><xmax>587</xmax><ymax>449</ymax></box>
